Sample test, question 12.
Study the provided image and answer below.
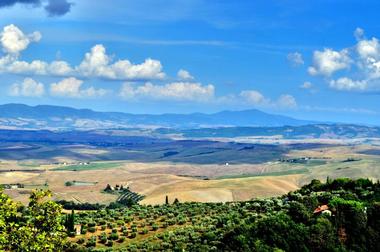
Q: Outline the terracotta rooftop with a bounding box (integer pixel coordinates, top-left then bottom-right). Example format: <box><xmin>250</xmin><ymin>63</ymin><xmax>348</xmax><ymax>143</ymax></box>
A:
<box><xmin>313</xmin><ymin>205</ymin><xmax>329</xmax><ymax>214</ymax></box>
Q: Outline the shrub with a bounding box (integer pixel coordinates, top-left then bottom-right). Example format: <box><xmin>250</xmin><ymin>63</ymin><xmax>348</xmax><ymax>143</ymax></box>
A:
<box><xmin>68</xmin><ymin>231</ymin><xmax>76</xmax><ymax>237</ymax></box>
<box><xmin>141</xmin><ymin>228</ymin><xmax>148</xmax><ymax>234</ymax></box>
<box><xmin>152</xmin><ymin>223</ymin><xmax>159</xmax><ymax>231</ymax></box>
<box><xmin>88</xmin><ymin>222</ymin><xmax>96</xmax><ymax>227</ymax></box>
<box><xmin>85</xmin><ymin>236</ymin><xmax>96</xmax><ymax>248</ymax></box>
<box><xmin>100</xmin><ymin>235</ymin><xmax>107</xmax><ymax>244</ymax></box>
<box><xmin>109</xmin><ymin>232</ymin><xmax>119</xmax><ymax>240</ymax></box>
<box><xmin>106</xmin><ymin>240</ymin><xmax>114</xmax><ymax>247</ymax></box>
<box><xmin>81</xmin><ymin>228</ymin><xmax>87</xmax><ymax>235</ymax></box>
<box><xmin>88</xmin><ymin>226</ymin><xmax>96</xmax><ymax>233</ymax></box>
<box><xmin>76</xmin><ymin>238</ymin><xmax>85</xmax><ymax>244</ymax></box>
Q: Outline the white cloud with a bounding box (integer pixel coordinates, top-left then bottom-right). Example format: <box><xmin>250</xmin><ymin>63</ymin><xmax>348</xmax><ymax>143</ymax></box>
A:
<box><xmin>239</xmin><ymin>90</ymin><xmax>297</xmax><ymax>108</ymax></box>
<box><xmin>9</xmin><ymin>78</ymin><xmax>45</xmax><ymax>97</ymax></box>
<box><xmin>0</xmin><ymin>25</ymin><xmax>166</xmax><ymax>81</ymax></box>
<box><xmin>308</xmin><ymin>48</ymin><xmax>351</xmax><ymax>76</ymax></box>
<box><xmin>120</xmin><ymin>81</ymin><xmax>214</xmax><ymax>102</ymax></box>
<box><xmin>76</xmin><ymin>44</ymin><xmax>165</xmax><ymax>80</ymax></box>
<box><xmin>329</xmin><ymin>77</ymin><xmax>368</xmax><ymax>91</ymax></box>
<box><xmin>307</xmin><ymin>28</ymin><xmax>380</xmax><ymax>93</ymax></box>
<box><xmin>50</xmin><ymin>77</ymin><xmax>109</xmax><ymax>98</ymax></box>
<box><xmin>357</xmin><ymin>37</ymin><xmax>380</xmax><ymax>60</ymax></box>
<box><xmin>300</xmin><ymin>81</ymin><xmax>313</xmax><ymax>89</ymax></box>
<box><xmin>287</xmin><ymin>52</ymin><xmax>304</xmax><ymax>66</ymax></box>
<box><xmin>354</xmin><ymin>27</ymin><xmax>364</xmax><ymax>41</ymax></box>
<box><xmin>239</xmin><ymin>90</ymin><xmax>269</xmax><ymax>105</ymax></box>
<box><xmin>0</xmin><ymin>24</ymin><xmax>41</xmax><ymax>55</ymax></box>
<box><xmin>277</xmin><ymin>94</ymin><xmax>297</xmax><ymax>108</ymax></box>
<box><xmin>177</xmin><ymin>69</ymin><xmax>194</xmax><ymax>80</ymax></box>
<box><xmin>48</xmin><ymin>60</ymin><xmax>73</xmax><ymax>75</ymax></box>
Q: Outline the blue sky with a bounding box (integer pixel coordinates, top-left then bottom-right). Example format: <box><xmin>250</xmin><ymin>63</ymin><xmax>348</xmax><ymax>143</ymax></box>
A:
<box><xmin>1</xmin><ymin>0</ymin><xmax>380</xmax><ymax>125</ymax></box>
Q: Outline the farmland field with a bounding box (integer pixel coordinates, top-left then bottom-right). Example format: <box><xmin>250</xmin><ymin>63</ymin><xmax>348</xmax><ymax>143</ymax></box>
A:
<box><xmin>1</xmin><ymin>136</ymin><xmax>380</xmax><ymax>205</ymax></box>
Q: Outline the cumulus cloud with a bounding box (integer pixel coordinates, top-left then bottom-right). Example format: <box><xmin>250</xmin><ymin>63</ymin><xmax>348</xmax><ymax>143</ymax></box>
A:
<box><xmin>50</xmin><ymin>77</ymin><xmax>109</xmax><ymax>98</ymax></box>
<box><xmin>287</xmin><ymin>52</ymin><xmax>304</xmax><ymax>66</ymax></box>
<box><xmin>0</xmin><ymin>0</ymin><xmax>72</xmax><ymax>17</ymax></box>
<box><xmin>120</xmin><ymin>81</ymin><xmax>214</xmax><ymax>102</ymax></box>
<box><xmin>329</xmin><ymin>77</ymin><xmax>367</xmax><ymax>91</ymax></box>
<box><xmin>0</xmin><ymin>24</ymin><xmax>41</xmax><ymax>55</ymax></box>
<box><xmin>239</xmin><ymin>90</ymin><xmax>297</xmax><ymax>108</ymax></box>
<box><xmin>277</xmin><ymin>94</ymin><xmax>297</xmax><ymax>108</ymax></box>
<box><xmin>239</xmin><ymin>90</ymin><xmax>270</xmax><ymax>105</ymax></box>
<box><xmin>177</xmin><ymin>69</ymin><xmax>194</xmax><ymax>80</ymax></box>
<box><xmin>329</xmin><ymin>77</ymin><xmax>380</xmax><ymax>92</ymax></box>
<box><xmin>354</xmin><ymin>27</ymin><xmax>365</xmax><ymax>41</ymax></box>
<box><xmin>300</xmin><ymin>81</ymin><xmax>313</xmax><ymax>89</ymax></box>
<box><xmin>308</xmin><ymin>48</ymin><xmax>352</xmax><ymax>76</ymax></box>
<box><xmin>9</xmin><ymin>77</ymin><xmax>45</xmax><ymax>97</ymax></box>
<box><xmin>45</xmin><ymin>0</ymin><xmax>72</xmax><ymax>17</ymax></box>
<box><xmin>306</xmin><ymin>28</ymin><xmax>380</xmax><ymax>93</ymax></box>
<box><xmin>77</xmin><ymin>44</ymin><xmax>165</xmax><ymax>80</ymax></box>
<box><xmin>0</xmin><ymin>25</ymin><xmax>165</xmax><ymax>80</ymax></box>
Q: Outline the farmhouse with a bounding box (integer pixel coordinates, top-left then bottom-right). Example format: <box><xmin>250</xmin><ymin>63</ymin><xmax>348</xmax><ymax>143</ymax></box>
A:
<box><xmin>313</xmin><ymin>205</ymin><xmax>331</xmax><ymax>215</ymax></box>
<box><xmin>0</xmin><ymin>183</ymin><xmax>24</xmax><ymax>189</ymax></box>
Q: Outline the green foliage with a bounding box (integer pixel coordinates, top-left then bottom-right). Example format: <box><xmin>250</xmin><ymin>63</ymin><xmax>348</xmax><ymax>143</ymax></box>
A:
<box><xmin>64</xmin><ymin>209</ymin><xmax>75</xmax><ymax>233</ymax></box>
<box><xmin>3</xmin><ymin>177</ymin><xmax>379</xmax><ymax>251</ymax></box>
<box><xmin>0</xmin><ymin>189</ymin><xmax>66</xmax><ymax>251</ymax></box>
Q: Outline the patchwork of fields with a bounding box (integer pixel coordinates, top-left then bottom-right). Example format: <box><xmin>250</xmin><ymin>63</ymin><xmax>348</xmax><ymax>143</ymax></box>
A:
<box><xmin>1</xmin><ymin>138</ymin><xmax>380</xmax><ymax>205</ymax></box>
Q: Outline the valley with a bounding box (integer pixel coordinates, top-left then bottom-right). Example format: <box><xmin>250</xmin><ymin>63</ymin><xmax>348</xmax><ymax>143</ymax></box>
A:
<box><xmin>1</xmin><ymin>132</ymin><xmax>379</xmax><ymax>206</ymax></box>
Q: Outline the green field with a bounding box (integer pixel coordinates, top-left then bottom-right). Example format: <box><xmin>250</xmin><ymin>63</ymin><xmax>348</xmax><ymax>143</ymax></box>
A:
<box><xmin>53</xmin><ymin>162</ymin><xmax>124</xmax><ymax>171</ymax></box>
<box><xmin>217</xmin><ymin>167</ymin><xmax>309</xmax><ymax>179</ymax></box>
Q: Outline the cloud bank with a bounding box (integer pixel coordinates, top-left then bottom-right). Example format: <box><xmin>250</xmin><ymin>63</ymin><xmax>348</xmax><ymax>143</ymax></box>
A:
<box><xmin>307</xmin><ymin>28</ymin><xmax>380</xmax><ymax>93</ymax></box>
<box><xmin>0</xmin><ymin>25</ymin><xmax>166</xmax><ymax>81</ymax></box>
<box><xmin>0</xmin><ymin>0</ymin><xmax>72</xmax><ymax>17</ymax></box>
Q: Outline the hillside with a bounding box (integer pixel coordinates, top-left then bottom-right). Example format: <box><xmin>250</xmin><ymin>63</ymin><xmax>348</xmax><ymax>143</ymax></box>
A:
<box><xmin>160</xmin><ymin>124</ymin><xmax>380</xmax><ymax>139</ymax></box>
<box><xmin>0</xmin><ymin>103</ymin><xmax>312</xmax><ymax>130</ymax></box>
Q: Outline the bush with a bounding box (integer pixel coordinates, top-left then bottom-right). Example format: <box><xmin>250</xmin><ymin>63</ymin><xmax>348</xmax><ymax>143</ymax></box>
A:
<box><xmin>76</xmin><ymin>238</ymin><xmax>85</xmax><ymax>244</ymax></box>
<box><xmin>109</xmin><ymin>232</ymin><xmax>119</xmax><ymax>240</ymax></box>
<box><xmin>81</xmin><ymin>228</ymin><xmax>87</xmax><ymax>235</ymax></box>
<box><xmin>88</xmin><ymin>222</ymin><xmax>96</xmax><ymax>227</ymax></box>
<box><xmin>141</xmin><ymin>228</ymin><xmax>148</xmax><ymax>234</ymax></box>
<box><xmin>118</xmin><ymin>237</ymin><xmax>126</xmax><ymax>243</ymax></box>
<box><xmin>100</xmin><ymin>235</ymin><xmax>107</xmax><ymax>244</ymax></box>
<box><xmin>68</xmin><ymin>231</ymin><xmax>76</xmax><ymax>237</ymax></box>
<box><xmin>85</xmin><ymin>236</ymin><xmax>96</xmax><ymax>248</ymax></box>
<box><xmin>106</xmin><ymin>240</ymin><xmax>114</xmax><ymax>247</ymax></box>
<box><xmin>88</xmin><ymin>226</ymin><xmax>96</xmax><ymax>233</ymax></box>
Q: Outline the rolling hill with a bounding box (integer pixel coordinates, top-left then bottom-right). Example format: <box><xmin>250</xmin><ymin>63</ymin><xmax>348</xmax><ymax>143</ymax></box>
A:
<box><xmin>0</xmin><ymin>103</ymin><xmax>313</xmax><ymax>130</ymax></box>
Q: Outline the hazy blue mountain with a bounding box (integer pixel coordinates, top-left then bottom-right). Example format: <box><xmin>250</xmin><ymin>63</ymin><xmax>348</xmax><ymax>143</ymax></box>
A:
<box><xmin>156</xmin><ymin>124</ymin><xmax>380</xmax><ymax>139</ymax></box>
<box><xmin>0</xmin><ymin>103</ymin><xmax>313</xmax><ymax>130</ymax></box>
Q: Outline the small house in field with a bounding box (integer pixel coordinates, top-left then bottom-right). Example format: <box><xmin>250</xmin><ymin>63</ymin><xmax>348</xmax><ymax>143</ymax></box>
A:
<box><xmin>313</xmin><ymin>205</ymin><xmax>331</xmax><ymax>215</ymax></box>
<box><xmin>74</xmin><ymin>224</ymin><xmax>81</xmax><ymax>236</ymax></box>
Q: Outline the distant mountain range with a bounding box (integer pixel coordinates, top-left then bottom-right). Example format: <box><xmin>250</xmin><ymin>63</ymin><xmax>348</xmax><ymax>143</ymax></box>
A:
<box><xmin>0</xmin><ymin>103</ymin><xmax>314</xmax><ymax>130</ymax></box>
<box><xmin>157</xmin><ymin>124</ymin><xmax>380</xmax><ymax>139</ymax></box>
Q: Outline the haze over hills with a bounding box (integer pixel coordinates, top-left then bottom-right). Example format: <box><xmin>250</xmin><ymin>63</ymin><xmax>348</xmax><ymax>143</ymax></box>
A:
<box><xmin>0</xmin><ymin>103</ymin><xmax>313</xmax><ymax>130</ymax></box>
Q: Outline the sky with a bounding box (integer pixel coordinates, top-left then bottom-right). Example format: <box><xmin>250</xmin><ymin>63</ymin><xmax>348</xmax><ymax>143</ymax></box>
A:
<box><xmin>1</xmin><ymin>0</ymin><xmax>380</xmax><ymax>125</ymax></box>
